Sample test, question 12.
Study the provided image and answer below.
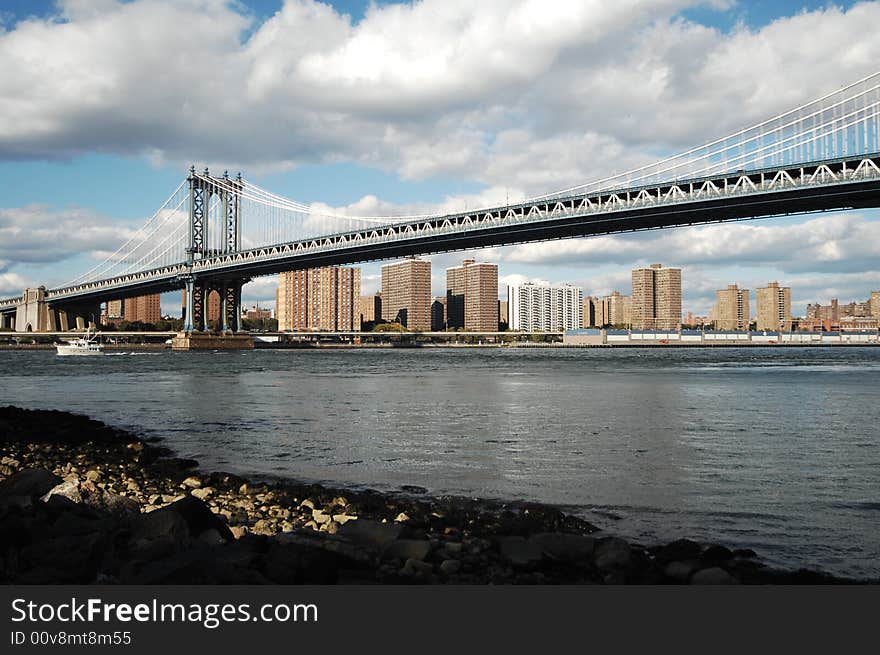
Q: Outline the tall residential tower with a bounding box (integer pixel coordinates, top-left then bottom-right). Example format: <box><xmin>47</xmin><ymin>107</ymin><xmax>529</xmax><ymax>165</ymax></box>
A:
<box><xmin>381</xmin><ymin>258</ymin><xmax>432</xmax><ymax>331</ymax></box>
<box><xmin>446</xmin><ymin>259</ymin><xmax>499</xmax><ymax>331</ymax></box>
<box><xmin>508</xmin><ymin>282</ymin><xmax>582</xmax><ymax>331</ymax></box>
<box><xmin>714</xmin><ymin>284</ymin><xmax>750</xmax><ymax>331</ymax></box>
<box><xmin>631</xmin><ymin>264</ymin><xmax>681</xmax><ymax>330</ymax></box>
<box><xmin>122</xmin><ymin>294</ymin><xmax>161</xmax><ymax>324</ymax></box>
<box><xmin>276</xmin><ymin>266</ymin><xmax>361</xmax><ymax>331</ymax></box>
<box><xmin>755</xmin><ymin>282</ymin><xmax>792</xmax><ymax>331</ymax></box>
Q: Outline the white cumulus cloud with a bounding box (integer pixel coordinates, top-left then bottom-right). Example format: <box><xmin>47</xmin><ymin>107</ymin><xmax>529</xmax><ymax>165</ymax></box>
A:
<box><xmin>0</xmin><ymin>1</ymin><xmax>878</xmax><ymax>195</ymax></box>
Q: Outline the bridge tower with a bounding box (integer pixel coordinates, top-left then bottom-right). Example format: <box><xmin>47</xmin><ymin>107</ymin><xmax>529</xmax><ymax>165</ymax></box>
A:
<box><xmin>182</xmin><ymin>167</ymin><xmax>246</xmax><ymax>333</ymax></box>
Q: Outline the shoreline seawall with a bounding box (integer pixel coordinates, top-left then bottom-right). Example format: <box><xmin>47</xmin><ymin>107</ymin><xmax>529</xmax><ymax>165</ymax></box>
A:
<box><xmin>0</xmin><ymin>406</ymin><xmax>864</xmax><ymax>585</ymax></box>
<box><xmin>1</xmin><ymin>341</ymin><xmax>880</xmax><ymax>351</ymax></box>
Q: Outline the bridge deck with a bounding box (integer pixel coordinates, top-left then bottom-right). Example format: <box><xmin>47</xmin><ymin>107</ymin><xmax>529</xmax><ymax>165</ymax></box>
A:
<box><xmin>2</xmin><ymin>153</ymin><xmax>879</xmax><ymax>308</ymax></box>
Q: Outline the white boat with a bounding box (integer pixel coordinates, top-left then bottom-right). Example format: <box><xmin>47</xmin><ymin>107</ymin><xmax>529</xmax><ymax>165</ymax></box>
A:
<box><xmin>56</xmin><ymin>328</ymin><xmax>104</xmax><ymax>356</ymax></box>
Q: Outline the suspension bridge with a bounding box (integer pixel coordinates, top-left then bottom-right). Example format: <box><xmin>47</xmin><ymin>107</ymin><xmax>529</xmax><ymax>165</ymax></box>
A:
<box><xmin>2</xmin><ymin>72</ymin><xmax>880</xmax><ymax>334</ymax></box>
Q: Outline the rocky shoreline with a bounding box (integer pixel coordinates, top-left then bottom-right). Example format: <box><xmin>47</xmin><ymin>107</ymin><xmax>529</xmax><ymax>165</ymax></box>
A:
<box><xmin>0</xmin><ymin>405</ymin><xmax>856</xmax><ymax>585</ymax></box>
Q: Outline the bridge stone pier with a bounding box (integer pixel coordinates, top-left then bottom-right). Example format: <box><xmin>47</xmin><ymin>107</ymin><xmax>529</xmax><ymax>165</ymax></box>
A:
<box><xmin>10</xmin><ymin>287</ymin><xmax>99</xmax><ymax>332</ymax></box>
<box><xmin>14</xmin><ymin>288</ymin><xmax>48</xmax><ymax>332</ymax></box>
<box><xmin>54</xmin><ymin>303</ymin><xmax>101</xmax><ymax>332</ymax></box>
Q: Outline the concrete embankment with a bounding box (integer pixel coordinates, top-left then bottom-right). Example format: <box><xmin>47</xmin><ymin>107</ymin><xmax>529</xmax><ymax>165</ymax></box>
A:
<box><xmin>0</xmin><ymin>406</ymin><xmax>857</xmax><ymax>585</ymax></box>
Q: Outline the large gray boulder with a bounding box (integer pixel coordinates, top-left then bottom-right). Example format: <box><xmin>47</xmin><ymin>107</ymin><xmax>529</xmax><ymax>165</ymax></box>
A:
<box><xmin>131</xmin><ymin>506</ymin><xmax>192</xmax><ymax>560</ymax></box>
<box><xmin>41</xmin><ymin>479</ymin><xmax>139</xmax><ymax>517</ymax></box>
<box><xmin>144</xmin><ymin>495</ymin><xmax>233</xmax><ymax>542</ymax></box>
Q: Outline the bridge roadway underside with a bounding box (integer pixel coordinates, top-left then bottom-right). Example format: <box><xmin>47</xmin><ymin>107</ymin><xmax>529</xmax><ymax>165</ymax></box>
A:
<box><xmin>27</xmin><ymin>176</ymin><xmax>880</xmax><ymax>307</ymax></box>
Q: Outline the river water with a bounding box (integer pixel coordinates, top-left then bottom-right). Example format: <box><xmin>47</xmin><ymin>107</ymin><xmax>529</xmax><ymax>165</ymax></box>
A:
<box><xmin>1</xmin><ymin>346</ymin><xmax>878</xmax><ymax>578</ymax></box>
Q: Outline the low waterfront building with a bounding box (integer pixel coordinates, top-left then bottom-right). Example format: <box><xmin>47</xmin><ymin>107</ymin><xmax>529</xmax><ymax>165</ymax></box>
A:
<box><xmin>841</xmin><ymin>316</ymin><xmax>880</xmax><ymax>329</ymax></box>
<box><xmin>806</xmin><ymin>297</ymin><xmax>874</xmax><ymax>322</ymax></box>
<box><xmin>562</xmin><ymin>328</ymin><xmax>879</xmax><ymax>346</ymax></box>
<box><xmin>243</xmin><ymin>305</ymin><xmax>272</xmax><ymax>321</ymax></box>
<box><xmin>798</xmin><ymin>315</ymin><xmax>880</xmax><ymax>331</ymax></box>
<box><xmin>563</xmin><ymin>328</ymin><xmax>604</xmax><ymax>345</ymax></box>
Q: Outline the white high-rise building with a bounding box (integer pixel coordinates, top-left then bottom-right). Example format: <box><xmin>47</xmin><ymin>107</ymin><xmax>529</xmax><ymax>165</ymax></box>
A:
<box><xmin>508</xmin><ymin>282</ymin><xmax>582</xmax><ymax>331</ymax></box>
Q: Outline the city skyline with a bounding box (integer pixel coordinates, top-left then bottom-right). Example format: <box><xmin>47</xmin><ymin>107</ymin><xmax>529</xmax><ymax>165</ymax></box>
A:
<box><xmin>94</xmin><ymin>261</ymin><xmax>880</xmax><ymax>330</ymax></box>
<box><xmin>1</xmin><ymin>2</ymin><xmax>878</xmax><ymax>320</ymax></box>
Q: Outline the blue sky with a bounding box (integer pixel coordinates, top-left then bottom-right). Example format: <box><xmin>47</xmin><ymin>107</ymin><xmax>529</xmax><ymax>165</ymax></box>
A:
<box><xmin>1</xmin><ymin>0</ymin><xmax>878</xmax><ymax>317</ymax></box>
<box><xmin>3</xmin><ymin>1</ymin><xmax>862</xmax><ymax>28</ymax></box>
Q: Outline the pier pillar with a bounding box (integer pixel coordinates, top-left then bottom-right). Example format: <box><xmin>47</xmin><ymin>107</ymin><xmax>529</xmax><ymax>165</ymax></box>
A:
<box><xmin>229</xmin><ymin>280</ymin><xmax>243</xmax><ymax>332</ymax></box>
<box><xmin>219</xmin><ymin>282</ymin><xmax>229</xmax><ymax>333</ymax></box>
<box><xmin>199</xmin><ymin>280</ymin><xmax>212</xmax><ymax>331</ymax></box>
<box><xmin>182</xmin><ymin>278</ymin><xmax>194</xmax><ymax>332</ymax></box>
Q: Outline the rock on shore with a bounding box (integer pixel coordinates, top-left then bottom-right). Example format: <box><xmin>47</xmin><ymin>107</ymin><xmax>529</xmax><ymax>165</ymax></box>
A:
<box><xmin>0</xmin><ymin>406</ymin><xmax>851</xmax><ymax>585</ymax></box>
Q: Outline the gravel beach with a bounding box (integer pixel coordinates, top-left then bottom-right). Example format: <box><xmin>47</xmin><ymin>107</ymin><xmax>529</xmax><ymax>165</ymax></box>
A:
<box><xmin>0</xmin><ymin>405</ymin><xmax>854</xmax><ymax>585</ymax></box>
